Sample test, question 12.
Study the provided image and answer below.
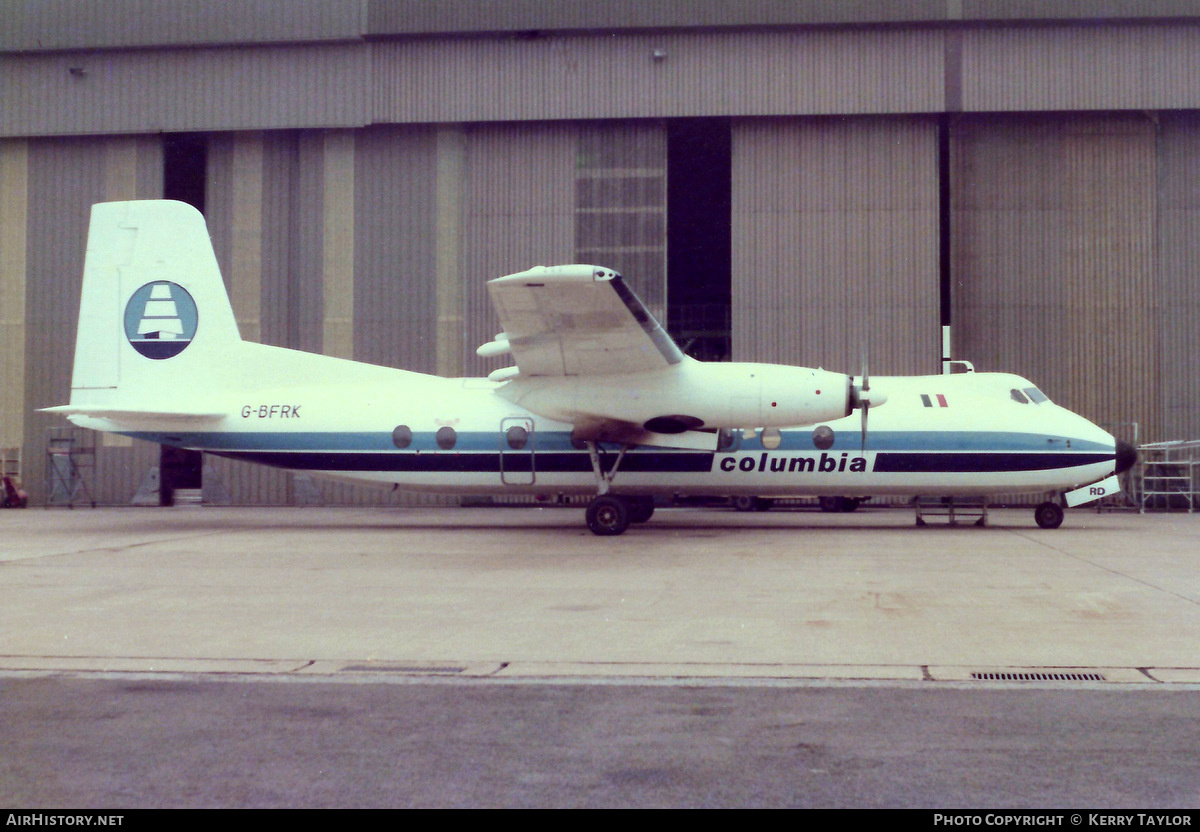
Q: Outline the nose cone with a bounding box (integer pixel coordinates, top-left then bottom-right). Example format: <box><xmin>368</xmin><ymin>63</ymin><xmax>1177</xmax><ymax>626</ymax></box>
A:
<box><xmin>1115</xmin><ymin>440</ymin><xmax>1138</xmax><ymax>475</ymax></box>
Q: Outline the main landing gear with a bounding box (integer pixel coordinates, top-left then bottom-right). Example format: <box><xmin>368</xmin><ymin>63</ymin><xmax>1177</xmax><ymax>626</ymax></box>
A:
<box><xmin>584</xmin><ymin>493</ymin><xmax>655</xmax><ymax>536</ymax></box>
<box><xmin>582</xmin><ymin>441</ymin><xmax>654</xmax><ymax>536</ymax></box>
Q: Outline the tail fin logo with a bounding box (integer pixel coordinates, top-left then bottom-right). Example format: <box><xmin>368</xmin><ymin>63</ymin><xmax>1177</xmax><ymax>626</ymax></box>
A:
<box><xmin>123</xmin><ymin>281</ymin><xmax>198</xmax><ymax>359</ymax></box>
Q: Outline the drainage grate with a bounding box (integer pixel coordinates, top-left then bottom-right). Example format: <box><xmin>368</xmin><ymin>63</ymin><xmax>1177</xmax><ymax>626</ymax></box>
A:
<box><xmin>971</xmin><ymin>671</ymin><xmax>1106</xmax><ymax>682</ymax></box>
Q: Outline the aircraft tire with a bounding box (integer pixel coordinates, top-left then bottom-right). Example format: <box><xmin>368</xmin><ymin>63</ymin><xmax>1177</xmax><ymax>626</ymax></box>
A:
<box><xmin>1034</xmin><ymin>501</ymin><xmax>1064</xmax><ymax>529</ymax></box>
<box><xmin>628</xmin><ymin>498</ymin><xmax>655</xmax><ymax>523</ymax></box>
<box><xmin>587</xmin><ymin>495</ymin><xmax>631</xmax><ymax>536</ymax></box>
<box><xmin>820</xmin><ymin>496</ymin><xmax>854</xmax><ymax>513</ymax></box>
<box><xmin>732</xmin><ymin>496</ymin><xmax>758</xmax><ymax>512</ymax></box>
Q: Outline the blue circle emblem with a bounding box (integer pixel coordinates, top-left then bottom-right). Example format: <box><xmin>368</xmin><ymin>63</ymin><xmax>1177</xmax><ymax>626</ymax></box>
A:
<box><xmin>123</xmin><ymin>281</ymin><xmax>199</xmax><ymax>359</ymax></box>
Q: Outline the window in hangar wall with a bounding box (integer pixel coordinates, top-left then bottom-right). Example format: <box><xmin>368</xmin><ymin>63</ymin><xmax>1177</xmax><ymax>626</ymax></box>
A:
<box><xmin>574</xmin><ymin>119</ymin><xmax>732</xmax><ymax>362</ymax></box>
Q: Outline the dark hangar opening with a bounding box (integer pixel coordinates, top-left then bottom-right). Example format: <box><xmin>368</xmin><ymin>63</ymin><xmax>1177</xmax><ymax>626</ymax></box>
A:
<box><xmin>667</xmin><ymin>117</ymin><xmax>732</xmax><ymax>362</ymax></box>
<box><xmin>158</xmin><ymin>133</ymin><xmax>209</xmax><ymax>505</ymax></box>
<box><xmin>163</xmin><ymin>133</ymin><xmax>208</xmax><ymax>214</ymax></box>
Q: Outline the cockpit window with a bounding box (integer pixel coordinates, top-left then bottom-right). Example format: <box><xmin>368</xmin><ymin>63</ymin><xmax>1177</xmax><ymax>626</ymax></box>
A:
<box><xmin>1024</xmin><ymin>387</ymin><xmax>1049</xmax><ymax>404</ymax></box>
<box><xmin>1010</xmin><ymin>389</ymin><xmax>1029</xmax><ymax>404</ymax></box>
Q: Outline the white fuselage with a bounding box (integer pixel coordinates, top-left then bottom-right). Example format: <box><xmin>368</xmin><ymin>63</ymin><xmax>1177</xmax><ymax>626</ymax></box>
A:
<box><xmin>74</xmin><ymin>351</ymin><xmax>1117</xmax><ymax>501</ymax></box>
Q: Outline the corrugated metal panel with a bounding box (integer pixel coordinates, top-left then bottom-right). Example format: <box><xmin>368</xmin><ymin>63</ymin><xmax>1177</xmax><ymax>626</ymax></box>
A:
<box><xmin>1156</xmin><ymin>113</ymin><xmax>1200</xmax><ymax>444</ymax></box>
<box><xmin>0</xmin><ymin>139</ymin><xmax>29</xmax><ymax>458</ymax></box>
<box><xmin>1</xmin><ymin>44</ymin><xmax>369</xmax><ymax>137</ymax></box>
<box><xmin>353</xmin><ymin>126</ymin><xmax>438</xmax><ymax>374</ymax></box>
<box><xmin>460</xmin><ymin>123</ymin><xmax>576</xmax><ymax>378</ymax></box>
<box><xmin>6</xmin><ymin>0</ymin><xmax>1198</xmax><ymax>53</ymax></box>
<box><xmin>367</xmin><ymin>0</ymin><xmax>959</xmax><ymax>35</ymax></box>
<box><xmin>964</xmin><ymin>24</ymin><xmax>1200</xmax><ymax>111</ymax></box>
<box><xmin>205</xmin><ymin>131</ymin><xmax>291</xmax><ymax>505</ymax></box>
<box><xmin>373</xmin><ymin>28</ymin><xmax>943</xmax><ymax>124</ymax></box>
<box><xmin>23</xmin><ymin>135</ymin><xmax>163</xmax><ymax>506</ymax></box>
<box><xmin>732</xmin><ymin>117</ymin><xmax>940</xmax><ymax>377</ymax></box>
<box><xmin>950</xmin><ymin>114</ymin><xmax>1161</xmax><ymax>439</ymax></box>
<box><xmin>1</xmin><ymin>0</ymin><xmax>365</xmax><ymax>52</ymax></box>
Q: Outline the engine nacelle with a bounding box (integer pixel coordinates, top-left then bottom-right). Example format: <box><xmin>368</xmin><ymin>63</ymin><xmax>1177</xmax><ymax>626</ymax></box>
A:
<box><xmin>497</xmin><ymin>357</ymin><xmax>853</xmax><ymax>431</ymax></box>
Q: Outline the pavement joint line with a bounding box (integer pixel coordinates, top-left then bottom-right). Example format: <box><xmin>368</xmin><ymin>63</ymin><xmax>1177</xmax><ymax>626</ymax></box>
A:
<box><xmin>3</xmin><ymin>657</ymin><xmax>1200</xmax><ymax>685</ymax></box>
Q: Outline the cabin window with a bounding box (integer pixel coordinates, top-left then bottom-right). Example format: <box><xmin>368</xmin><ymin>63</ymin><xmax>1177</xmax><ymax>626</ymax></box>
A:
<box><xmin>436</xmin><ymin>426</ymin><xmax>457</xmax><ymax>450</ymax></box>
<box><xmin>506</xmin><ymin>425</ymin><xmax>529</xmax><ymax>450</ymax></box>
<box><xmin>392</xmin><ymin>425</ymin><xmax>413</xmax><ymax>448</ymax></box>
<box><xmin>1010</xmin><ymin>389</ymin><xmax>1029</xmax><ymax>404</ymax></box>
<box><xmin>812</xmin><ymin>425</ymin><xmax>834</xmax><ymax>450</ymax></box>
<box><xmin>717</xmin><ymin>428</ymin><xmax>739</xmax><ymax>452</ymax></box>
<box><xmin>1024</xmin><ymin>387</ymin><xmax>1049</xmax><ymax>404</ymax></box>
<box><xmin>760</xmin><ymin>428</ymin><xmax>782</xmax><ymax>450</ymax></box>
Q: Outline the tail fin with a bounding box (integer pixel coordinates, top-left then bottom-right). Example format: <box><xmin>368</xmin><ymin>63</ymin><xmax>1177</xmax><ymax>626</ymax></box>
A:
<box><xmin>47</xmin><ymin>200</ymin><xmax>243</xmax><ymax>421</ymax></box>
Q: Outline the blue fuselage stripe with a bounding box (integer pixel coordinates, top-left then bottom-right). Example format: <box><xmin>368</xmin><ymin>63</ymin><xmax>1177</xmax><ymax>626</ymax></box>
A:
<box><xmin>125</xmin><ymin>429</ymin><xmax>1114</xmax><ymax>455</ymax></box>
<box><xmin>123</xmin><ymin>430</ymin><xmax>1115</xmax><ymax>477</ymax></box>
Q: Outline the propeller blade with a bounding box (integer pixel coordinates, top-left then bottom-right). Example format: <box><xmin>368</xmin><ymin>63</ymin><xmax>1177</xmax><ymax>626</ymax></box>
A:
<box><xmin>861</xmin><ymin>400</ymin><xmax>869</xmax><ymax>454</ymax></box>
<box><xmin>859</xmin><ymin>353</ymin><xmax>870</xmax><ymax>454</ymax></box>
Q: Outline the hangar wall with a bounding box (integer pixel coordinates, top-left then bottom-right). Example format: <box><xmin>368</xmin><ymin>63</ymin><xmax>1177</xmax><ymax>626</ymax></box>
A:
<box><xmin>951</xmin><ymin>114</ymin><xmax>1160</xmax><ymax>443</ymax></box>
<box><xmin>18</xmin><ymin>136</ymin><xmax>164</xmax><ymax>506</ymax></box>
<box><xmin>4</xmin><ymin>9</ymin><xmax>1200</xmax><ymax>504</ymax></box>
<box><xmin>1158</xmin><ymin>113</ymin><xmax>1200</xmax><ymax>443</ymax></box>
<box><xmin>731</xmin><ymin>117</ymin><xmax>941</xmax><ymax>377</ymax></box>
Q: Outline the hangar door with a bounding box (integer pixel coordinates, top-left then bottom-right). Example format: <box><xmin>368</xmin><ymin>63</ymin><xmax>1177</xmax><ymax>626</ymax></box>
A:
<box><xmin>730</xmin><ymin>117</ymin><xmax>941</xmax><ymax>376</ymax></box>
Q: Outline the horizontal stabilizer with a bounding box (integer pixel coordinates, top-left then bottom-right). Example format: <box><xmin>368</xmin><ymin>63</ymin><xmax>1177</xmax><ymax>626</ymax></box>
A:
<box><xmin>41</xmin><ymin>405</ymin><xmax>225</xmax><ymax>422</ymax></box>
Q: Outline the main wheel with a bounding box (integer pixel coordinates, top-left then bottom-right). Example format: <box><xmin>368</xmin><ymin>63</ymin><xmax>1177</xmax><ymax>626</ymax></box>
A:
<box><xmin>627</xmin><ymin>497</ymin><xmax>655</xmax><ymax>523</ymax></box>
<box><xmin>586</xmin><ymin>495</ymin><xmax>631</xmax><ymax>536</ymax></box>
<box><xmin>1034</xmin><ymin>501</ymin><xmax>1064</xmax><ymax>529</ymax></box>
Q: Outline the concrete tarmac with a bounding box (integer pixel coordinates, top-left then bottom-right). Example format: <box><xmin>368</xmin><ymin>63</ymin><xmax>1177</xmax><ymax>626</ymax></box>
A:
<box><xmin>2</xmin><ymin>505</ymin><xmax>1199</xmax><ymax>681</ymax></box>
<box><xmin>3</xmin><ymin>504</ymin><xmax>1200</xmax><ymax>807</ymax></box>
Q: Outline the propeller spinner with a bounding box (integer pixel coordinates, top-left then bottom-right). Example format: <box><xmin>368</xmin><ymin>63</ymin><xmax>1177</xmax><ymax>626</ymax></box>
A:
<box><xmin>849</xmin><ymin>359</ymin><xmax>887</xmax><ymax>452</ymax></box>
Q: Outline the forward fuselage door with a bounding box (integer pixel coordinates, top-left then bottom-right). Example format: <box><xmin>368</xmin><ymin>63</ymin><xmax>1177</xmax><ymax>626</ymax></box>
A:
<box><xmin>500</xmin><ymin>417</ymin><xmax>535</xmax><ymax>485</ymax></box>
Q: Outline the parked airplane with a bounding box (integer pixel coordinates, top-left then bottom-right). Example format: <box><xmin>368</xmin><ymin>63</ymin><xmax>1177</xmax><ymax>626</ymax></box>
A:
<box><xmin>46</xmin><ymin>200</ymin><xmax>1135</xmax><ymax>534</ymax></box>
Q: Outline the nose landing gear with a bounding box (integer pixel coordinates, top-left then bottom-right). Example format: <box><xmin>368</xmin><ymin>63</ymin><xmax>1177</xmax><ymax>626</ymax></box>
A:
<box><xmin>1034</xmin><ymin>500</ymin><xmax>1065</xmax><ymax>529</ymax></box>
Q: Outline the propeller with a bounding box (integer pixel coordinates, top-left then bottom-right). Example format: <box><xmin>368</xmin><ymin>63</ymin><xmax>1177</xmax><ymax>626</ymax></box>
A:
<box><xmin>849</xmin><ymin>354</ymin><xmax>887</xmax><ymax>454</ymax></box>
<box><xmin>859</xmin><ymin>357</ymin><xmax>870</xmax><ymax>454</ymax></box>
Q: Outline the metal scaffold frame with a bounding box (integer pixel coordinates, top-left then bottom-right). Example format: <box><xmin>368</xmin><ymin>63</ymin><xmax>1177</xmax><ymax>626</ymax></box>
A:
<box><xmin>1136</xmin><ymin>440</ymin><xmax>1200</xmax><ymax>513</ymax></box>
<box><xmin>44</xmin><ymin>427</ymin><xmax>97</xmax><ymax>508</ymax></box>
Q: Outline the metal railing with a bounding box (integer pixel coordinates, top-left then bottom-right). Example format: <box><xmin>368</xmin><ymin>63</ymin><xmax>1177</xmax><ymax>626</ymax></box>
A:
<box><xmin>1136</xmin><ymin>439</ymin><xmax>1200</xmax><ymax>513</ymax></box>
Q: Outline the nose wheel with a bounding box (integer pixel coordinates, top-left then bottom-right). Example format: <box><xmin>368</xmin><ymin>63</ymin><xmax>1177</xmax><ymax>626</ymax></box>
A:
<box><xmin>1034</xmin><ymin>501</ymin><xmax>1064</xmax><ymax>529</ymax></box>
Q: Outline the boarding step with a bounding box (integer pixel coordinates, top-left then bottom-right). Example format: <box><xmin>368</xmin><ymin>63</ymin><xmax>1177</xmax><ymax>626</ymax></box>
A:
<box><xmin>171</xmin><ymin>488</ymin><xmax>203</xmax><ymax>507</ymax></box>
<box><xmin>913</xmin><ymin>496</ymin><xmax>989</xmax><ymax>527</ymax></box>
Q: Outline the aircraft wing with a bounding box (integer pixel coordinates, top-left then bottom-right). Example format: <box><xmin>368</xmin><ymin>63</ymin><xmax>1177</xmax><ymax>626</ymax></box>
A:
<box><xmin>484</xmin><ymin>265</ymin><xmax>683</xmax><ymax>377</ymax></box>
